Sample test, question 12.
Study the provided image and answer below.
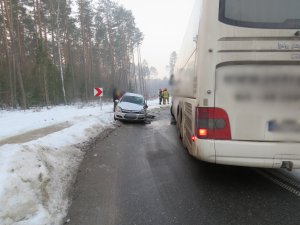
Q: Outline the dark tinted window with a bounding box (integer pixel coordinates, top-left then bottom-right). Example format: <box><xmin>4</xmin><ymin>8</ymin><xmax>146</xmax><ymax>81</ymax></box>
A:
<box><xmin>219</xmin><ymin>0</ymin><xmax>300</xmax><ymax>29</ymax></box>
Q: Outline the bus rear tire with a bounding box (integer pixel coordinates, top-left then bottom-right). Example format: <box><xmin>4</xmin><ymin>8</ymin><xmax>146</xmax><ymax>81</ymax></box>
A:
<box><xmin>177</xmin><ymin>110</ymin><xmax>183</xmax><ymax>140</ymax></box>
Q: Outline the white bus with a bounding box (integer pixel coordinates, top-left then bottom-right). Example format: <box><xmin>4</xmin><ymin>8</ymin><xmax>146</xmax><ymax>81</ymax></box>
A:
<box><xmin>171</xmin><ymin>0</ymin><xmax>300</xmax><ymax>170</ymax></box>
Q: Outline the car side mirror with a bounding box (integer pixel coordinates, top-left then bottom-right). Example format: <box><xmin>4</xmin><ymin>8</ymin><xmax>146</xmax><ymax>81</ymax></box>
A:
<box><xmin>145</xmin><ymin>104</ymin><xmax>148</xmax><ymax>109</ymax></box>
<box><xmin>115</xmin><ymin>100</ymin><xmax>119</xmax><ymax>103</ymax></box>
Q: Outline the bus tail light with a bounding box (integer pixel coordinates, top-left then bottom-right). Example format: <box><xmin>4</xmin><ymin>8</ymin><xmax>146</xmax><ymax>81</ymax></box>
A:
<box><xmin>195</xmin><ymin>107</ymin><xmax>231</xmax><ymax>140</ymax></box>
<box><xmin>199</xmin><ymin>129</ymin><xmax>208</xmax><ymax>137</ymax></box>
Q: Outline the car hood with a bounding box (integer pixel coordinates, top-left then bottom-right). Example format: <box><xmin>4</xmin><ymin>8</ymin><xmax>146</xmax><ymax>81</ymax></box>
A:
<box><xmin>118</xmin><ymin>102</ymin><xmax>144</xmax><ymax>111</ymax></box>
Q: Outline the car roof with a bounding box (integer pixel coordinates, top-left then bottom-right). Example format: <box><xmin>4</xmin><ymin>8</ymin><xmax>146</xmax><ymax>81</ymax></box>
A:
<box><xmin>123</xmin><ymin>92</ymin><xmax>144</xmax><ymax>98</ymax></box>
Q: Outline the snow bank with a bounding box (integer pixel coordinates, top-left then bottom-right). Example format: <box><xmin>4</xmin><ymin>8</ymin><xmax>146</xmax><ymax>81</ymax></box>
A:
<box><xmin>0</xmin><ymin>99</ymin><xmax>159</xmax><ymax>225</ymax></box>
<box><xmin>0</xmin><ymin>103</ymin><xmax>114</xmax><ymax>225</ymax></box>
<box><xmin>0</xmin><ymin>102</ymin><xmax>113</xmax><ymax>140</ymax></box>
<box><xmin>0</xmin><ymin>144</ymin><xmax>83</xmax><ymax>225</ymax></box>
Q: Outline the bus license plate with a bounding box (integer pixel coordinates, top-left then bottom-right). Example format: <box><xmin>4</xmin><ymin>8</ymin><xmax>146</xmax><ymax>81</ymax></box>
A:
<box><xmin>268</xmin><ymin>120</ymin><xmax>300</xmax><ymax>133</ymax></box>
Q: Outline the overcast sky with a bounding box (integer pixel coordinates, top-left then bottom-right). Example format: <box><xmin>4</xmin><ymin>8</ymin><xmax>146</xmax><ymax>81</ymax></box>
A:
<box><xmin>116</xmin><ymin>0</ymin><xmax>195</xmax><ymax>78</ymax></box>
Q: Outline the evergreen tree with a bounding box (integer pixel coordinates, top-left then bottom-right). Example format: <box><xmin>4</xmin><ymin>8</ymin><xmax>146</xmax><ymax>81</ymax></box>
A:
<box><xmin>0</xmin><ymin>0</ymin><xmax>145</xmax><ymax>107</ymax></box>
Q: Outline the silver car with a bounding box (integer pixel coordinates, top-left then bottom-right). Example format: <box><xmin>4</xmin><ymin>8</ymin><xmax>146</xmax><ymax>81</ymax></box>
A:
<box><xmin>114</xmin><ymin>93</ymin><xmax>148</xmax><ymax>121</ymax></box>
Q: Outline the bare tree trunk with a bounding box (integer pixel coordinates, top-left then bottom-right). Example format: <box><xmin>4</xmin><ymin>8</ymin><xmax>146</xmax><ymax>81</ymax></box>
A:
<box><xmin>66</xmin><ymin>25</ymin><xmax>76</xmax><ymax>100</ymax></box>
<box><xmin>4</xmin><ymin>0</ymin><xmax>27</xmax><ymax>108</ymax></box>
<box><xmin>49</xmin><ymin>0</ymin><xmax>56</xmax><ymax>64</ymax></box>
<box><xmin>44</xmin><ymin>22</ymin><xmax>48</xmax><ymax>52</ymax></box>
<box><xmin>137</xmin><ymin>45</ymin><xmax>144</xmax><ymax>95</ymax></box>
<box><xmin>104</xmin><ymin>14</ymin><xmax>116</xmax><ymax>87</ymax></box>
<box><xmin>42</xmin><ymin>65</ymin><xmax>50</xmax><ymax>106</ymax></box>
<box><xmin>35</xmin><ymin>0</ymin><xmax>43</xmax><ymax>40</ymax></box>
<box><xmin>78</xmin><ymin>0</ymin><xmax>88</xmax><ymax>101</ymax></box>
<box><xmin>87</xmin><ymin>36</ymin><xmax>93</xmax><ymax>99</ymax></box>
<box><xmin>16</xmin><ymin>58</ymin><xmax>27</xmax><ymax>108</ymax></box>
<box><xmin>35</xmin><ymin>0</ymin><xmax>50</xmax><ymax>106</ymax></box>
<box><xmin>15</xmin><ymin>6</ymin><xmax>27</xmax><ymax>108</ymax></box>
<box><xmin>70</xmin><ymin>43</ymin><xmax>76</xmax><ymax>100</ymax></box>
<box><xmin>0</xmin><ymin>0</ymin><xmax>14</xmax><ymax>107</ymax></box>
<box><xmin>56</xmin><ymin>0</ymin><xmax>67</xmax><ymax>104</ymax></box>
<box><xmin>33</xmin><ymin>0</ymin><xmax>39</xmax><ymax>47</ymax></box>
<box><xmin>132</xmin><ymin>51</ymin><xmax>137</xmax><ymax>92</ymax></box>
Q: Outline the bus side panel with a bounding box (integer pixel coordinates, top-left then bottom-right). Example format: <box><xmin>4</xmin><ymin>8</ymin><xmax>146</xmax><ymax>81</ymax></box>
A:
<box><xmin>173</xmin><ymin>0</ymin><xmax>203</xmax><ymax>100</ymax></box>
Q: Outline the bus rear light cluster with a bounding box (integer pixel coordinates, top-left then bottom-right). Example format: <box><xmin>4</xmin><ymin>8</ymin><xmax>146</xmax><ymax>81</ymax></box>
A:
<box><xmin>199</xmin><ymin>129</ymin><xmax>208</xmax><ymax>137</ymax></box>
<box><xmin>195</xmin><ymin>107</ymin><xmax>231</xmax><ymax>140</ymax></box>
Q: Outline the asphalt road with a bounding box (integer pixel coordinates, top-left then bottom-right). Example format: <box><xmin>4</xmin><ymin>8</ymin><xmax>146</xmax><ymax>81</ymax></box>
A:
<box><xmin>66</xmin><ymin>107</ymin><xmax>300</xmax><ymax>225</ymax></box>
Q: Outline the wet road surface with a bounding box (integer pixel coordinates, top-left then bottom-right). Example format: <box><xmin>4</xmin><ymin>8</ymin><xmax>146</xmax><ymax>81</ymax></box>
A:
<box><xmin>66</xmin><ymin>107</ymin><xmax>300</xmax><ymax>225</ymax></box>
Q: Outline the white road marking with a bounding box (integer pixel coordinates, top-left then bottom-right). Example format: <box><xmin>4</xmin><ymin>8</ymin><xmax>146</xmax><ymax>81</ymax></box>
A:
<box><xmin>255</xmin><ymin>169</ymin><xmax>300</xmax><ymax>197</ymax></box>
<box><xmin>267</xmin><ymin>170</ymin><xmax>300</xmax><ymax>189</ymax></box>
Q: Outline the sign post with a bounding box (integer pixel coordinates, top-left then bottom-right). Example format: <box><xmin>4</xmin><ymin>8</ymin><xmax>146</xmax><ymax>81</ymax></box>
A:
<box><xmin>94</xmin><ymin>87</ymin><xmax>104</xmax><ymax>110</ymax></box>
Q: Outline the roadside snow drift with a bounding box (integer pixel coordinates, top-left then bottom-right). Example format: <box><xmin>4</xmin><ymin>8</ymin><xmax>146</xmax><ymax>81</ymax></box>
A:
<box><xmin>0</xmin><ymin>99</ymin><xmax>160</xmax><ymax>225</ymax></box>
<box><xmin>0</xmin><ymin>144</ymin><xmax>83</xmax><ymax>225</ymax></box>
<box><xmin>0</xmin><ymin>103</ymin><xmax>114</xmax><ymax>225</ymax></box>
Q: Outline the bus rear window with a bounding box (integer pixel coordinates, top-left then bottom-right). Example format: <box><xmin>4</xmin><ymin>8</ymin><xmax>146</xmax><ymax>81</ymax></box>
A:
<box><xmin>219</xmin><ymin>0</ymin><xmax>300</xmax><ymax>29</ymax></box>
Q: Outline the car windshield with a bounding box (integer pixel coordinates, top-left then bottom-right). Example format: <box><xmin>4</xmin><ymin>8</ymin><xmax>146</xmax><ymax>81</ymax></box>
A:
<box><xmin>219</xmin><ymin>0</ymin><xmax>300</xmax><ymax>29</ymax></box>
<box><xmin>121</xmin><ymin>95</ymin><xmax>145</xmax><ymax>105</ymax></box>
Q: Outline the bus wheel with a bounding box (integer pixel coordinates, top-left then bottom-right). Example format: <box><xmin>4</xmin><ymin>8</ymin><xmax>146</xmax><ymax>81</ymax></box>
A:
<box><xmin>170</xmin><ymin>105</ymin><xmax>174</xmax><ymax>117</ymax></box>
<box><xmin>177</xmin><ymin>110</ymin><xmax>183</xmax><ymax>140</ymax></box>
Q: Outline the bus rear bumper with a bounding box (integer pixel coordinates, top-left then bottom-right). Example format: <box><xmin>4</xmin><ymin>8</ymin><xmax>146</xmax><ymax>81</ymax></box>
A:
<box><xmin>214</xmin><ymin>140</ymin><xmax>300</xmax><ymax>169</ymax></box>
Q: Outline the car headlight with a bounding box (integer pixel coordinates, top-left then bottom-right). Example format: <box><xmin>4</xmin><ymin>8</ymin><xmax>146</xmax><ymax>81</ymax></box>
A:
<box><xmin>139</xmin><ymin>109</ymin><xmax>145</xmax><ymax>114</ymax></box>
<box><xmin>116</xmin><ymin>106</ymin><xmax>122</xmax><ymax>113</ymax></box>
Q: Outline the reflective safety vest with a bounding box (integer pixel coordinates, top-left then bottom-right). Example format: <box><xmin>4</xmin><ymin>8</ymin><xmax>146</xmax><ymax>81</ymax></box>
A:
<box><xmin>163</xmin><ymin>90</ymin><xmax>169</xmax><ymax>98</ymax></box>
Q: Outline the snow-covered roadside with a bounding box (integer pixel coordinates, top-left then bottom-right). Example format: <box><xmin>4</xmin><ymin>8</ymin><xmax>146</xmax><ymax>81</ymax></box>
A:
<box><xmin>0</xmin><ymin>103</ymin><xmax>114</xmax><ymax>225</ymax></box>
<box><xmin>0</xmin><ymin>98</ymin><xmax>160</xmax><ymax>225</ymax></box>
<box><xmin>0</xmin><ymin>102</ymin><xmax>113</xmax><ymax>141</ymax></box>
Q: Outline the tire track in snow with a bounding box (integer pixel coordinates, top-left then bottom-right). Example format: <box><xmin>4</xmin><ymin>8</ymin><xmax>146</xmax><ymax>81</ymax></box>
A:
<box><xmin>0</xmin><ymin>122</ymin><xmax>72</xmax><ymax>146</ymax></box>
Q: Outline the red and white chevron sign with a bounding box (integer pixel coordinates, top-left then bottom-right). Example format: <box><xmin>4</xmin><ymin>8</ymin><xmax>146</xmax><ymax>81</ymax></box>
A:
<box><xmin>94</xmin><ymin>87</ymin><xmax>103</xmax><ymax>97</ymax></box>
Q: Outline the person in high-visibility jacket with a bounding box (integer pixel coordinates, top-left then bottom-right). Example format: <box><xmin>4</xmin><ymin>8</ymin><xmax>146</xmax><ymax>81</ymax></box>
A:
<box><xmin>163</xmin><ymin>88</ymin><xmax>170</xmax><ymax>105</ymax></box>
